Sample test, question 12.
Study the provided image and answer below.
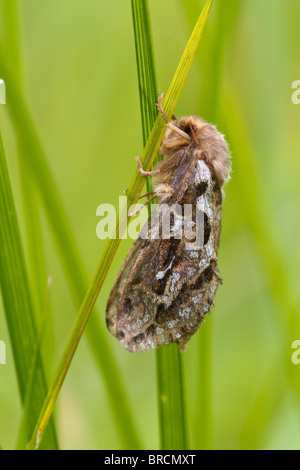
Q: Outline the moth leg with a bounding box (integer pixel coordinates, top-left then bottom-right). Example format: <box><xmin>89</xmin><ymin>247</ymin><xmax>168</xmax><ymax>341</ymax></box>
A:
<box><xmin>138</xmin><ymin>191</ymin><xmax>155</xmax><ymax>199</ymax></box>
<box><xmin>128</xmin><ymin>195</ymin><xmax>157</xmax><ymax>217</ymax></box>
<box><xmin>136</xmin><ymin>157</ymin><xmax>160</xmax><ymax>176</ymax></box>
<box><xmin>157</xmin><ymin>94</ymin><xmax>191</xmax><ymax>142</ymax></box>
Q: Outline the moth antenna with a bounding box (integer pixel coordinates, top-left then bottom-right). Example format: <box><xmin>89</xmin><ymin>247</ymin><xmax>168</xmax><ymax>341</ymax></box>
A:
<box><xmin>157</xmin><ymin>94</ymin><xmax>191</xmax><ymax>142</ymax></box>
<box><xmin>188</xmin><ymin>122</ymin><xmax>199</xmax><ymax>144</ymax></box>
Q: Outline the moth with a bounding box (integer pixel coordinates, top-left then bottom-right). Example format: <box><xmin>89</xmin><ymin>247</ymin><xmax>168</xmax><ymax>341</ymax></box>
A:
<box><xmin>106</xmin><ymin>95</ymin><xmax>231</xmax><ymax>353</ymax></box>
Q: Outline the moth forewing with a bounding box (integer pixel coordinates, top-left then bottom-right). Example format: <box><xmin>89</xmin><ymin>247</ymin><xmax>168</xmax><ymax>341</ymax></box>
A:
<box><xmin>106</xmin><ymin>103</ymin><xmax>231</xmax><ymax>353</ymax></box>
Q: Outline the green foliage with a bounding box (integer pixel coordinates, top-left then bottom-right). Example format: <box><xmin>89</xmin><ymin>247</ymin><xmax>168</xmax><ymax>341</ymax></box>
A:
<box><xmin>0</xmin><ymin>128</ymin><xmax>58</xmax><ymax>448</ymax></box>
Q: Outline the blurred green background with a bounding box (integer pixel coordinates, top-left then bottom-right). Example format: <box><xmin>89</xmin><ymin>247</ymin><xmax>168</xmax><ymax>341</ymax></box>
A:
<box><xmin>0</xmin><ymin>0</ymin><xmax>300</xmax><ymax>450</ymax></box>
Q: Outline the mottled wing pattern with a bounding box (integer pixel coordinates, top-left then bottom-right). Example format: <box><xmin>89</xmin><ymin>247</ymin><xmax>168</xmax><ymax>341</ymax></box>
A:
<box><xmin>106</xmin><ymin>159</ymin><xmax>223</xmax><ymax>352</ymax></box>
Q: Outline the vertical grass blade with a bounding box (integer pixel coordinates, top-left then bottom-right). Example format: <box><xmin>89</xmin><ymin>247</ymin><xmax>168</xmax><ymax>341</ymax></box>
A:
<box><xmin>0</xmin><ymin>0</ymin><xmax>22</xmax><ymax>84</ymax></box>
<box><xmin>156</xmin><ymin>345</ymin><xmax>187</xmax><ymax>449</ymax></box>
<box><xmin>131</xmin><ymin>0</ymin><xmax>160</xmax><ymax>168</ymax></box>
<box><xmin>131</xmin><ymin>0</ymin><xmax>187</xmax><ymax>450</ymax></box>
<box><xmin>1</xmin><ymin>0</ymin><xmax>55</xmax><ymax>384</ymax></box>
<box><xmin>222</xmin><ymin>92</ymin><xmax>300</xmax><ymax>448</ymax></box>
<box><xmin>27</xmin><ymin>0</ymin><xmax>213</xmax><ymax>449</ymax></box>
<box><xmin>0</xmin><ymin>128</ymin><xmax>58</xmax><ymax>449</ymax></box>
<box><xmin>1</xmin><ymin>0</ymin><xmax>58</xmax><ymax>448</ymax></box>
<box><xmin>16</xmin><ymin>277</ymin><xmax>52</xmax><ymax>450</ymax></box>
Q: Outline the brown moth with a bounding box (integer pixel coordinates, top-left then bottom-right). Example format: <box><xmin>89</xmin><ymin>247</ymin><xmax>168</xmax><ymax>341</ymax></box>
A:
<box><xmin>106</xmin><ymin>95</ymin><xmax>231</xmax><ymax>353</ymax></box>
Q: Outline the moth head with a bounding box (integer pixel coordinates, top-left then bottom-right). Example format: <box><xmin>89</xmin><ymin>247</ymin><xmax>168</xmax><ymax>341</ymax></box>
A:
<box><xmin>161</xmin><ymin>115</ymin><xmax>231</xmax><ymax>188</ymax></box>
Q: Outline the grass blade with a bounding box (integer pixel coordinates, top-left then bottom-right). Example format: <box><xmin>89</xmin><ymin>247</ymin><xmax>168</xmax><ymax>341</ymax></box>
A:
<box><xmin>0</xmin><ymin>60</ymin><xmax>141</xmax><ymax>451</ymax></box>
<box><xmin>156</xmin><ymin>345</ymin><xmax>187</xmax><ymax>449</ymax></box>
<box><xmin>1</xmin><ymin>0</ymin><xmax>57</xmax><ymax>429</ymax></box>
<box><xmin>27</xmin><ymin>0</ymin><xmax>213</xmax><ymax>449</ymax></box>
<box><xmin>131</xmin><ymin>0</ymin><xmax>161</xmax><ymax>168</ymax></box>
<box><xmin>16</xmin><ymin>277</ymin><xmax>52</xmax><ymax>450</ymax></box>
<box><xmin>0</xmin><ymin>128</ymin><xmax>58</xmax><ymax>449</ymax></box>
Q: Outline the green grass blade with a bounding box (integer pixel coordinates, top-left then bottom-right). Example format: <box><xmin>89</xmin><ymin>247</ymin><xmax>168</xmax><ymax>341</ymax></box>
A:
<box><xmin>1</xmin><ymin>0</ymin><xmax>56</xmax><ymax>425</ymax></box>
<box><xmin>0</xmin><ymin>0</ymin><xmax>22</xmax><ymax>85</ymax></box>
<box><xmin>16</xmin><ymin>277</ymin><xmax>52</xmax><ymax>450</ymax></box>
<box><xmin>131</xmin><ymin>0</ymin><xmax>187</xmax><ymax>450</ymax></box>
<box><xmin>221</xmin><ymin>92</ymin><xmax>300</xmax><ymax>448</ymax></box>
<box><xmin>156</xmin><ymin>345</ymin><xmax>187</xmax><ymax>449</ymax></box>
<box><xmin>131</xmin><ymin>0</ymin><xmax>160</xmax><ymax>165</ymax></box>
<box><xmin>27</xmin><ymin>0</ymin><xmax>213</xmax><ymax>450</ymax></box>
<box><xmin>0</xmin><ymin>128</ymin><xmax>58</xmax><ymax>449</ymax></box>
<box><xmin>2</xmin><ymin>0</ymin><xmax>61</xmax><ymax>448</ymax></box>
<box><xmin>197</xmin><ymin>327</ymin><xmax>212</xmax><ymax>449</ymax></box>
